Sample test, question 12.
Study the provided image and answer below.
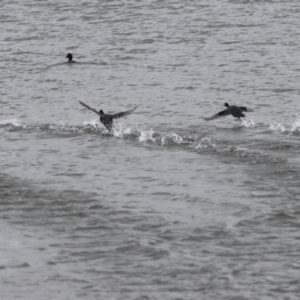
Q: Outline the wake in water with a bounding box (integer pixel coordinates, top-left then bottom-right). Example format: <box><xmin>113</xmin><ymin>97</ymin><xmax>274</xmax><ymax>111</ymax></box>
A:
<box><xmin>269</xmin><ymin>118</ymin><xmax>300</xmax><ymax>134</ymax></box>
<box><xmin>0</xmin><ymin>118</ymin><xmax>296</xmax><ymax>168</ymax></box>
<box><xmin>0</xmin><ymin>118</ymin><xmax>198</xmax><ymax>149</ymax></box>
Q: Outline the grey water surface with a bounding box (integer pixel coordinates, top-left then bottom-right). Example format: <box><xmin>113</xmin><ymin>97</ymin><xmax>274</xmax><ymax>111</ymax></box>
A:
<box><xmin>1</xmin><ymin>1</ymin><xmax>300</xmax><ymax>299</ymax></box>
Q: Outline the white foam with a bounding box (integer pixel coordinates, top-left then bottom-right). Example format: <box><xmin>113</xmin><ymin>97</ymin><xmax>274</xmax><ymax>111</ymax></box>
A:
<box><xmin>228</xmin><ymin>146</ymin><xmax>248</xmax><ymax>157</ymax></box>
<box><xmin>195</xmin><ymin>137</ymin><xmax>216</xmax><ymax>149</ymax></box>
<box><xmin>0</xmin><ymin>119</ymin><xmax>23</xmax><ymax>127</ymax></box>
<box><xmin>269</xmin><ymin>122</ymin><xmax>286</xmax><ymax>133</ymax></box>
<box><xmin>83</xmin><ymin>119</ymin><xmax>99</xmax><ymax>129</ymax></box>
<box><xmin>138</xmin><ymin>128</ymin><xmax>156</xmax><ymax>143</ymax></box>
<box><xmin>291</xmin><ymin>120</ymin><xmax>300</xmax><ymax>133</ymax></box>
<box><xmin>49</xmin><ymin>121</ymin><xmax>66</xmax><ymax>130</ymax></box>
<box><xmin>161</xmin><ymin>133</ymin><xmax>183</xmax><ymax>146</ymax></box>
<box><xmin>240</xmin><ymin>118</ymin><xmax>255</xmax><ymax>128</ymax></box>
<box><xmin>112</xmin><ymin>123</ymin><xmax>132</xmax><ymax>138</ymax></box>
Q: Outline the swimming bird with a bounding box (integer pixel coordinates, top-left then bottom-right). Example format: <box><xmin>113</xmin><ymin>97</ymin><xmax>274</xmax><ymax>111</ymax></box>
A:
<box><xmin>205</xmin><ymin>103</ymin><xmax>254</xmax><ymax>121</ymax></box>
<box><xmin>66</xmin><ymin>53</ymin><xmax>77</xmax><ymax>63</ymax></box>
<box><xmin>79</xmin><ymin>101</ymin><xmax>137</xmax><ymax>131</ymax></box>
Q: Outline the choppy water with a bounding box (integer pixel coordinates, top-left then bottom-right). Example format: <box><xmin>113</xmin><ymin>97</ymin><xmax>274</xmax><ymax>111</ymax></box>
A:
<box><xmin>1</xmin><ymin>1</ymin><xmax>300</xmax><ymax>299</ymax></box>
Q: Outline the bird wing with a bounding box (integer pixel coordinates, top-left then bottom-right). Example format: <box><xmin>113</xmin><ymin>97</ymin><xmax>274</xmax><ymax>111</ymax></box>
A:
<box><xmin>205</xmin><ymin>108</ymin><xmax>230</xmax><ymax>121</ymax></box>
<box><xmin>79</xmin><ymin>101</ymin><xmax>101</xmax><ymax>116</ymax></box>
<box><xmin>111</xmin><ymin>107</ymin><xmax>138</xmax><ymax>119</ymax></box>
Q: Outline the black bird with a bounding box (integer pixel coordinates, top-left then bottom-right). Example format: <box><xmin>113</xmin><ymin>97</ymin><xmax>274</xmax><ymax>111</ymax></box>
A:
<box><xmin>205</xmin><ymin>103</ymin><xmax>254</xmax><ymax>121</ymax></box>
<box><xmin>79</xmin><ymin>101</ymin><xmax>137</xmax><ymax>131</ymax></box>
<box><xmin>66</xmin><ymin>53</ymin><xmax>77</xmax><ymax>63</ymax></box>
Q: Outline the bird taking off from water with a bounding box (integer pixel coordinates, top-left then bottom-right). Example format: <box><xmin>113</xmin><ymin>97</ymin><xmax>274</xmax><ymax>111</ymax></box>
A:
<box><xmin>79</xmin><ymin>101</ymin><xmax>137</xmax><ymax>131</ymax></box>
<box><xmin>205</xmin><ymin>103</ymin><xmax>254</xmax><ymax>121</ymax></box>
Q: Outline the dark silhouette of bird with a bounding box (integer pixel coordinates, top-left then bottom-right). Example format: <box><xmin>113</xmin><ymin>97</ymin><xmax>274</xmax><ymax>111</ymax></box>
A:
<box><xmin>66</xmin><ymin>53</ymin><xmax>77</xmax><ymax>63</ymax></box>
<box><xmin>205</xmin><ymin>103</ymin><xmax>254</xmax><ymax>121</ymax></box>
<box><xmin>79</xmin><ymin>101</ymin><xmax>137</xmax><ymax>131</ymax></box>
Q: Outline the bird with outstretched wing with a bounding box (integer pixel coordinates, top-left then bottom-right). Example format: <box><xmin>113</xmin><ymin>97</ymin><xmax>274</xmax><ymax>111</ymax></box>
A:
<box><xmin>79</xmin><ymin>101</ymin><xmax>137</xmax><ymax>131</ymax></box>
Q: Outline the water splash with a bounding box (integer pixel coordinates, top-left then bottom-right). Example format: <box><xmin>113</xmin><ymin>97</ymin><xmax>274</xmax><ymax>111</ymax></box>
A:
<box><xmin>83</xmin><ymin>119</ymin><xmax>99</xmax><ymax>129</ymax></box>
<box><xmin>228</xmin><ymin>146</ymin><xmax>248</xmax><ymax>157</ymax></box>
<box><xmin>138</xmin><ymin>128</ymin><xmax>156</xmax><ymax>143</ymax></box>
<box><xmin>0</xmin><ymin>119</ymin><xmax>23</xmax><ymax>127</ymax></box>
<box><xmin>161</xmin><ymin>133</ymin><xmax>183</xmax><ymax>146</ymax></box>
<box><xmin>112</xmin><ymin>123</ymin><xmax>132</xmax><ymax>138</ymax></box>
<box><xmin>291</xmin><ymin>119</ymin><xmax>300</xmax><ymax>134</ymax></box>
<box><xmin>240</xmin><ymin>118</ymin><xmax>255</xmax><ymax>128</ymax></box>
<box><xmin>195</xmin><ymin>137</ymin><xmax>216</xmax><ymax>150</ymax></box>
<box><xmin>269</xmin><ymin>122</ymin><xmax>286</xmax><ymax>133</ymax></box>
